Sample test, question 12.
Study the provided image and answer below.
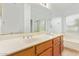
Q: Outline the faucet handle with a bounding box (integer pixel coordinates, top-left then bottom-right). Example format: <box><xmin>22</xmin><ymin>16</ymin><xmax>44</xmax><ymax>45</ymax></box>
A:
<box><xmin>27</xmin><ymin>35</ymin><xmax>32</xmax><ymax>39</ymax></box>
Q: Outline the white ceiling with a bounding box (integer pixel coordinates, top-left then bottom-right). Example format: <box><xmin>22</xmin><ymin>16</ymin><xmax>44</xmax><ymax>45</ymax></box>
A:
<box><xmin>49</xmin><ymin>3</ymin><xmax>79</xmax><ymax>17</ymax></box>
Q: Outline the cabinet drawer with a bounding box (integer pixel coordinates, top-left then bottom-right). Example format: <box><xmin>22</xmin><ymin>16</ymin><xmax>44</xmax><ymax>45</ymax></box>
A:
<box><xmin>36</xmin><ymin>40</ymin><xmax>52</xmax><ymax>55</ymax></box>
<box><xmin>10</xmin><ymin>47</ymin><xmax>35</xmax><ymax>56</ymax></box>
<box><xmin>38</xmin><ymin>48</ymin><xmax>52</xmax><ymax>56</ymax></box>
<box><xmin>53</xmin><ymin>37</ymin><xmax>61</xmax><ymax>46</ymax></box>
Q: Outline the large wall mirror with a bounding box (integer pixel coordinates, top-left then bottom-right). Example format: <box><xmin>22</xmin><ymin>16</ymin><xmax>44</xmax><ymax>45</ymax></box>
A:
<box><xmin>0</xmin><ymin>3</ymin><xmax>52</xmax><ymax>36</ymax></box>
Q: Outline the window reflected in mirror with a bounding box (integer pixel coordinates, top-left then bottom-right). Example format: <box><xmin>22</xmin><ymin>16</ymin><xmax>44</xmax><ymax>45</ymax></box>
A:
<box><xmin>31</xmin><ymin>19</ymin><xmax>46</xmax><ymax>32</ymax></box>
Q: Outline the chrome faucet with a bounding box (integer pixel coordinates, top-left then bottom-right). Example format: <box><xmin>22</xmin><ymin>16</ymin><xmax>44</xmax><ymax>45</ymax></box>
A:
<box><xmin>23</xmin><ymin>35</ymin><xmax>32</xmax><ymax>40</ymax></box>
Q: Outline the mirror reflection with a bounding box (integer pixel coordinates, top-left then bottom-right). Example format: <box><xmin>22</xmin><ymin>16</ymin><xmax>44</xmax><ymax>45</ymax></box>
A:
<box><xmin>0</xmin><ymin>3</ymin><xmax>53</xmax><ymax>41</ymax></box>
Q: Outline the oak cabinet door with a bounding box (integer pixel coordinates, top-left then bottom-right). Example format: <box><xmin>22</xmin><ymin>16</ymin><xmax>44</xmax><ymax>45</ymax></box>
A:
<box><xmin>38</xmin><ymin>48</ymin><xmax>52</xmax><ymax>56</ymax></box>
<box><xmin>36</xmin><ymin>40</ymin><xmax>52</xmax><ymax>55</ymax></box>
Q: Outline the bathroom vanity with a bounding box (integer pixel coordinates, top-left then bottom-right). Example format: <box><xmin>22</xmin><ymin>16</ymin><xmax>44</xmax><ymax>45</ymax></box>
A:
<box><xmin>0</xmin><ymin>32</ymin><xmax>64</xmax><ymax>56</ymax></box>
<box><xmin>10</xmin><ymin>40</ymin><xmax>53</xmax><ymax>56</ymax></box>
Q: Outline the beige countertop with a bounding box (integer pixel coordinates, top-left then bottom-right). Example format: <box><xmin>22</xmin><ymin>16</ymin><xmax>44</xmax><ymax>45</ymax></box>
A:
<box><xmin>0</xmin><ymin>32</ymin><xmax>63</xmax><ymax>56</ymax></box>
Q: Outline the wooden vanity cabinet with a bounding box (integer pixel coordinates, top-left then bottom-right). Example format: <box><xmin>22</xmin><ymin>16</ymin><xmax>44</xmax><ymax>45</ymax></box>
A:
<box><xmin>9</xmin><ymin>35</ymin><xmax>63</xmax><ymax>56</ymax></box>
<box><xmin>10</xmin><ymin>47</ymin><xmax>35</xmax><ymax>56</ymax></box>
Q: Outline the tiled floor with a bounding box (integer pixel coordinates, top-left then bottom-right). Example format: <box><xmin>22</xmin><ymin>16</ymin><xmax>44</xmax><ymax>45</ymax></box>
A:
<box><xmin>62</xmin><ymin>48</ymin><xmax>79</xmax><ymax>56</ymax></box>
